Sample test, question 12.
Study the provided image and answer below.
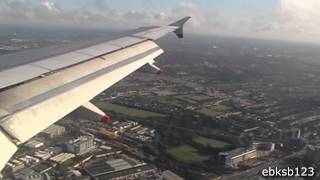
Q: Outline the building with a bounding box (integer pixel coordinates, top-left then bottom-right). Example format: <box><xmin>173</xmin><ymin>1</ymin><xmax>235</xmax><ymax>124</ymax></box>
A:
<box><xmin>6</xmin><ymin>160</ymin><xmax>25</xmax><ymax>172</ymax></box>
<box><xmin>47</xmin><ymin>146</ymin><xmax>64</xmax><ymax>154</ymax></box>
<box><xmin>34</xmin><ymin>150</ymin><xmax>51</xmax><ymax>160</ymax></box>
<box><xmin>162</xmin><ymin>170</ymin><xmax>184</xmax><ymax>180</ymax></box>
<box><xmin>84</xmin><ymin>160</ymin><xmax>158</xmax><ymax>180</ymax></box>
<box><xmin>42</xmin><ymin>124</ymin><xmax>65</xmax><ymax>138</ymax></box>
<box><xmin>84</xmin><ymin>155</ymin><xmax>153</xmax><ymax>179</ymax></box>
<box><xmin>32</xmin><ymin>162</ymin><xmax>54</xmax><ymax>174</ymax></box>
<box><xmin>99</xmin><ymin>128</ymin><xmax>120</xmax><ymax>139</ymax></box>
<box><xmin>95</xmin><ymin>146</ymin><xmax>122</xmax><ymax>158</ymax></box>
<box><xmin>219</xmin><ymin>148</ymin><xmax>257</xmax><ymax>168</ymax></box>
<box><xmin>17</xmin><ymin>155</ymin><xmax>40</xmax><ymax>165</ymax></box>
<box><xmin>50</xmin><ymin>153</ymin><xmax>75</xmax><ymax>164</ymax></box>
<box><xmin>253</xmin><ymin>142</ymin><xmax>275</xmax><ymax>157</ymax></box>
<box><xmin>24</xmin><ymin>140</ymin><xmax>44</xmax><ymax>149</ymax></box>
<box><xmin>106</xmin><ymin>158</ymin><xmax>133</xmax><ymax>171</ymax></box>
<box><xmin>94</xmin><ymin>165</ymin><xmax>158</xmax><ymax>180</ymax></box>
<box><xmin>14</xmin><ymin>168</ymin><xmax>43</xmax><ymax>180</ymax></box>
<box><xmin>66</xmin><ymin>136</ymin><xmax>95</xmax><ymax>155</ymax></box>
<box><xmin>279</xmin><ymin>128</ymin><xmax>301</xmax><ymax>140</ymax></box>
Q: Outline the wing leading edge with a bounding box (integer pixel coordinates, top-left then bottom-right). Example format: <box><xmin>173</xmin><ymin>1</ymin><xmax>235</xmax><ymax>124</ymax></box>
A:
<box><xmin>0</xmin><ymin>17</ymin><xmax>190</xmax><ymax>172</ymax></box>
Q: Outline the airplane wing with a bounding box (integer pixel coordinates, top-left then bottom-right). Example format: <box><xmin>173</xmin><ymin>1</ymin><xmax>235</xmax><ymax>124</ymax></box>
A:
<box><xmin>0</xmin><ymin>17</ymin><xmax>190</xmax><ymax>171</ymax></box>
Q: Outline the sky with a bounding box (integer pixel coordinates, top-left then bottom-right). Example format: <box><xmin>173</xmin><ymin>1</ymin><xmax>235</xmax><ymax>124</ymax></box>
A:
<box><xmin>1</xmin><ymin>0</ymin><xmax>320</xmax><ymax>44</ymax></box>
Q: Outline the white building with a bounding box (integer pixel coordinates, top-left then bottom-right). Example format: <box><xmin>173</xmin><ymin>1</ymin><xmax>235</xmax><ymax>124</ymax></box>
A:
<box><xmin>42</xmin><ymin>124</ymin><xmax>65</xmax><ymax>138</ymax></box>
<box><xmin>66</xmin><ymin>136</ymin><xmax>95</xmax><ymax>155</ymax></box>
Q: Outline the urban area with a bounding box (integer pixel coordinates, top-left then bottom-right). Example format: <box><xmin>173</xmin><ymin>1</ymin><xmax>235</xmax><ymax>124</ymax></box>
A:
<box><xmin>1</xmin><ymin>29</ymin><xmax>320</xmax><ymax>180</ymax></box>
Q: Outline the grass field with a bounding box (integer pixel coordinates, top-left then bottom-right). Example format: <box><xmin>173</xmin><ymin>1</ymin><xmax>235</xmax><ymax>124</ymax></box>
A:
<box><xmin>95</xmin><ymin>102</ymin><xmax>166</xmax><ymax>118</ymax></box>
<box><xmin>188</xmin><ymin>94</ymin><xmax>212</xmax><ymax>101</ymax></box>
<box><xmin>160</xmin><ymin>98</ymin><xmax>183</xmax><ymax>107</ymax></box>
<box><xmin>174</xmin><ymin>94</ymin><xmax>212</xmax><ymax>104</ymax></box>
<box><xmin>192</xmin><ymin>136</ymin><xmax>230</xmax><ymax>149</ymax></box>
<box><xmin>167</xmin><ymin>145</ymin><xmax>209</xmax><ymax>164</ymax></box>
<box><xmin>174</xmin><ymin>95</ymin><xmax>197</xmax><ymax>104</ymax></box>
<box><xmin>198</xmin><ymin>105</ymin><xmax>230</xmax><ymax>117</ymax></box>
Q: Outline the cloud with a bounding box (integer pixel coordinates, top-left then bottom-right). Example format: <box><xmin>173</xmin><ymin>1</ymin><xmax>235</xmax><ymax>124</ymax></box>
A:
<box><xmin>42</xmin><ymin>0</ymin><xmax>57</xmax><ymax>11</ymax></box>
<box><xmin>153</xmin><ymin>12</ymin><xmax>169</xmax><ymax>21</ymax></box>
<box><xmin>278</xmin><ymin>0</ymin><xmax>320</xmax><ymax>34</ymax></box>
<box><xmin>172</xmin><ymin>1</ymin><xmax>207</xmax><ymax>27</ymax></box>
<box><xmin>1</xmin><ymin>0</ymin><xmax>320</xmax><ymax>43</ymax></box>
<box><xmin>176</xmin><ymin>0</ymin><xmax>320</xmax><ymax>43</ymax></box>
<box><xmin>280</xmin><ymin>0</ymin><xmax>320</xmax><ymax>20</ymax></box>
<box><xmin>244</xmin><ymin>0</ymin><xmax>320</xmax><ymax>42</ymax></box>
<box><xmin>0</xmin><ymin>0</ymin><xmax>173</xmax><ymax>29</ymax></box>
<box><xmin>0</xmin><ymin>0</ymin><xmax>194</xmax><ymax>28</ymax></box>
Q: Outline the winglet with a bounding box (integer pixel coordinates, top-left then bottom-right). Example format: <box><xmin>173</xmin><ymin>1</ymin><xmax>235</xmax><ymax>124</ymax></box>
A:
<box><xmin>169</xmin><ymin>16</ymin><xmax>191</xmax><ymax>38</ymax></box>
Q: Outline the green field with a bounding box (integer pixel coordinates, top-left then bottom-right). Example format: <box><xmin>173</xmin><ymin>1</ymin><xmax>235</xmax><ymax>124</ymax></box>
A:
<box><xmin>160</xmin><ymin>98</ymin><xmax>183</xmax><ymax>107</ymax></box>
<box><xmin>174</xmin><ymin>95</ymin><xmax>197</xmax><ymax>104</ymax></box>
<box><xmin>174</xmin><ymin>94</ymin><xmax>212</xmax><ymax>104</ymax></box>
<box><xmin>198</xmin><ymin>105</ymin><xmax>230</xmax><ymax>117</ymax></box>
<box><xmin>167</xmin><ymin>145</ymin><xmax>209</xmax><ymax>164</ymax></box>
<box><xmin>95</xmin><ymin>102</ymin><xmax>166</xmax><ymax>118</ymax></box>
<box><xmin>192</xmin><ymin>136</ymin><xmax>230</xmax><ymax>149</ymax></box>
<box><xmin>188</xmin><ymin>94</ymin><xmax>212</xmax><ymax>101</ymax></box>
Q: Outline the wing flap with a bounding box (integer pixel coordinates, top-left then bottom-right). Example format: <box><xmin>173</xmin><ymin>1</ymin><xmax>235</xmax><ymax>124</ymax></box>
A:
<box><xmin>31</xmin><ymin>51</ymin><xmax>92</xmax><ymax>70</ymax></box>
<box><xmin>107</xmin><ymin>36</ymin><xmax>146</xmax><ymax>47</ymax></box>
<box><xmin>75</xmin><ymin>43</ymin><xmax>119</xmax><ymax>57</ymax></box>
<box><xmin>133</xmin><ymin>26</ymin><xmax>177</xmax><ymax>40</ymax></box>
<box><xmin>0</xmin><ymin>64</ymin><xmax>50</xmax><ymax>89</ymax></box>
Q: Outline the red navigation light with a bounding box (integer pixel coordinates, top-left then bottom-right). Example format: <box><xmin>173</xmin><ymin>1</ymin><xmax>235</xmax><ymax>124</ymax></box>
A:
<box><xmin>101</xmin><ymin>114</ymin><xmax>111</xmax><ymax>124</ymax></box>
<box><xmin>156</xmin><ymin>69</ymin><xmax>164</xmax><ymax>75</ymax></box>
